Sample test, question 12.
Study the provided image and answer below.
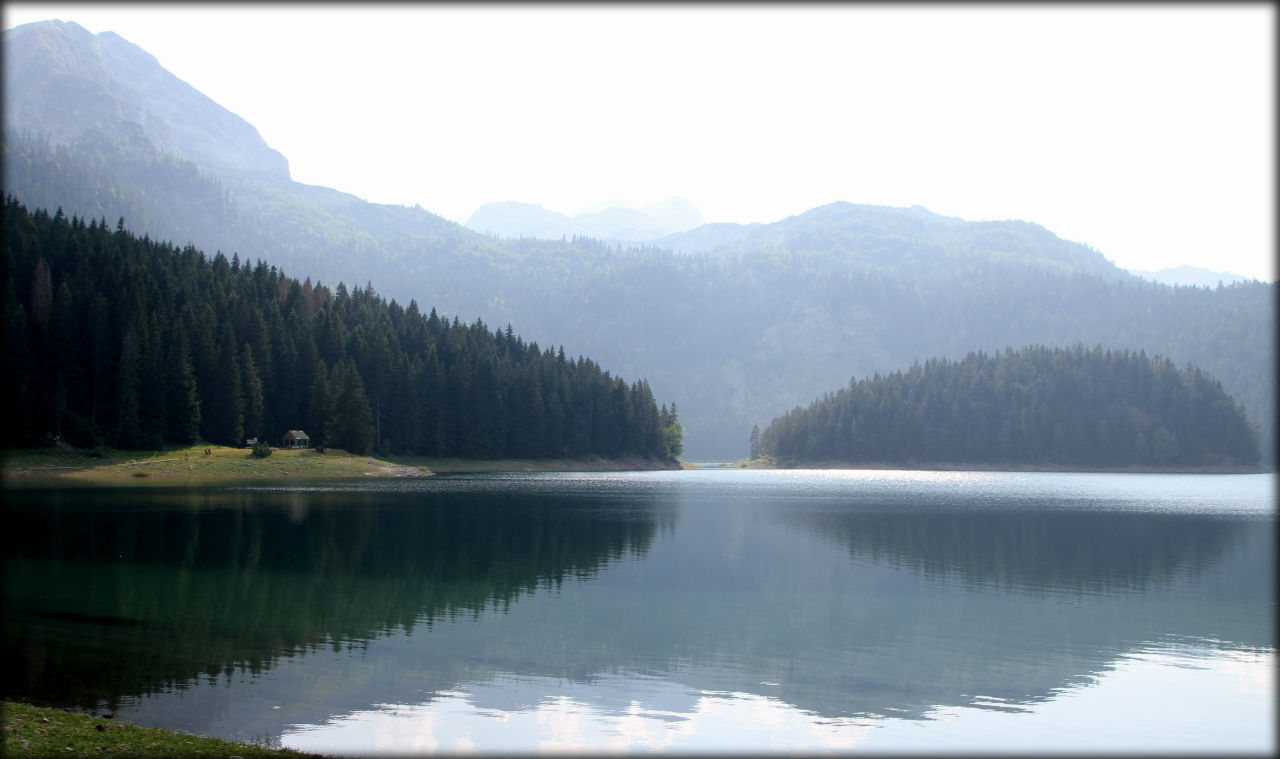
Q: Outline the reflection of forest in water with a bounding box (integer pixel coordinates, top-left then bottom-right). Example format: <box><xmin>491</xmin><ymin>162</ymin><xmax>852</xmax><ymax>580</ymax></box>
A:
<box><xmin>3</xmin><ymin>478</ymin><xmax>1273</xmax><ymax>742</ymax></box>
<box><xmin>789</xmin><ymin>505</ymin><xmax>1269</xmax><ymax>597</ymax></box>
<box><xmin>3</xmin><ymin>486</ymin><xmax>669</xmax><ymax>710</ymax></box>
<box><xmin>600</xmin><ymin>496</ymin><xmax>1276</xmax><ymax>722</ymax></box>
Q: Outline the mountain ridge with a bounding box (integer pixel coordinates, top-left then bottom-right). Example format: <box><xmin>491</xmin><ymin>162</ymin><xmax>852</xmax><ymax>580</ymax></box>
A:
<box><xmin>1129</xmin><ymin>264</ymin><xmax>1257</xmax><ymax>289</ymax></box>
<box><xmin>466</xmin><ymin>197</ymin><xmax>705</xmax><ymax>242</ymax></box>
<box><xmin>651</xmin><ymin>201</ymin><xmax>1128</xmax><ymax>282</ymax></box>
<box><xmin>3</xmin><ymin>18</ymin><xmax>1272</xmax><ymax>462</ymax></box>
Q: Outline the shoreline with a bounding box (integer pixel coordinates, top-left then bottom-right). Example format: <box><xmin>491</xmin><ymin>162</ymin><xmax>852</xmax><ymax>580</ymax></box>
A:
<box><xmin>739</xmin><ymin>458</ymin><xmax>1269</xmax><ymax>475</ymax></box>
<box><xmin>3</xmin><ymin>445</ymin><xmax>1264</xmax><ymax>485</ymax></box>
<box><xmin>0</xmin><ymin>445</ymin><xmax>681</xmax><ymax>486</ymax></box>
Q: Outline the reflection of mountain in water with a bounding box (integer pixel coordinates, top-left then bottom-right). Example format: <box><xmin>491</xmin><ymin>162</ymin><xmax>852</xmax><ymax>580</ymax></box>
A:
<box><xmin>2</xmin><ymin>484</ymin><xmax>667</xmax><ymax>710</ymax></box>
<box><xmin>3</xmin><ymin>477</ymin><xmax>1273</xmax><ymax>746</ymax></box>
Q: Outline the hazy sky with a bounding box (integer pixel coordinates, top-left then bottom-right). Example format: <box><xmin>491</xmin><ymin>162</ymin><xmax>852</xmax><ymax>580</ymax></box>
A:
<box><xmin>3</xmin><ymin>4</ymin><xmax>1275</xmax><ymax>280</ymax></box>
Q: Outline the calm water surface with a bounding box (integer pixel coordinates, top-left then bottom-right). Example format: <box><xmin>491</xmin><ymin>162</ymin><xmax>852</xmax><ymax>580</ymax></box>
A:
<box><xmin>4</xmin><ymin>469</ymin><xmax>1274</xmax><ymax>754</ymax></box>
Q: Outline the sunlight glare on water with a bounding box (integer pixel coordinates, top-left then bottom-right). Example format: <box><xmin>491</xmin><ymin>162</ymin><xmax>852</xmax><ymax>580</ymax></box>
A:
<box><xmin>281</xmin><ymin>643</ymin><xmax>1275</xmax><ymax>755</ymax></box>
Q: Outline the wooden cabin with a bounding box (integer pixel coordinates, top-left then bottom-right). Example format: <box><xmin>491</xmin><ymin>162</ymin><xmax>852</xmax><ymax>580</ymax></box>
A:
<box><xmin>282</xmin><ymin>430</ymin><xmax>311</xmax><ymax>449</ymax></box>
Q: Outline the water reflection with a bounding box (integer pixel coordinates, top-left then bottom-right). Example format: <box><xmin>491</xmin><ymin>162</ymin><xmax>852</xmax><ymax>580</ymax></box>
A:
<box><xmin>4</xmin><ymin>482</ymin><xmax>671</xmax><ymax>710</ymax></box>
<box><xmin>2</xmin><ymin>471</ymin><xmax>1273</xmax><ymax>753</ymax></box>
<box><xmin>283</xmin><ymin>646</ymin><xmax>1275</xmax><ymax>755</ymax></box>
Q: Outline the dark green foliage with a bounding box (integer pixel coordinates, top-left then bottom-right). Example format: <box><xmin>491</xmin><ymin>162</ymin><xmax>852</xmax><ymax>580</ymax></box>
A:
<box><xmin>1</xmin><ymin>198</ymin><xmax>676</xmax><ymax>459</ymax></box>
<box><xmin>759</xmin><ymin>344</ymin><xmax>1261</xmax><ymax>469</ymax></box>
<box><xmin>250</xmin><ymin>440</ymin><xmax>271</xmax><ymax>458</ymax></box>
<box><xmin>306</xmin><ymin>359</ymin><xmax>332</xmax><ymax>451</ymax></box>
<box><xmin>325</xmin><ymin>358</ymin><xmax>374</xmax><ymax>455</ymax></box>
<box><xmin>658</xmin><ymin>403</ymin><xmax>683</xmax><ymax>459</ymax></box>
<box><xmin>164</xmin><ymin>325</ymin><xmax>201</xmax><ymax>443</ymax></box>
<box><xmin>205</xmin><ymin>323</ymin><xmax>244</xmax><ymax>447</ymax></box>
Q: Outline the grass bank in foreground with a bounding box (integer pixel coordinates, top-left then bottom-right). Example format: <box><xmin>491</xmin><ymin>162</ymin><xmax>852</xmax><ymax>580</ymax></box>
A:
<box><xmin>1</xmin><ymin>701</ymin><xmax>323</xmax><ymax>758</ymax></box>
<box><xmin>1</xmin><ymin>444</ymin><xmax>682</xmax><ymax>485</ymax></box>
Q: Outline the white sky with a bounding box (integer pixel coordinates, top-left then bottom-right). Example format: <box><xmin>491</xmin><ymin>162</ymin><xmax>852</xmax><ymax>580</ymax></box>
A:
<box><xmin>3</xmin><ymin>3</ymin><xmax>1275</xmax><ymax>280</ymax></box>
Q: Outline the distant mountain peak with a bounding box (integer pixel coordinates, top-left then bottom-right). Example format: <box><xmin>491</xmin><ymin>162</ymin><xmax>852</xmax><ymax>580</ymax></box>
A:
<box><xmin>3</xmin><ymin>18</ymin><xmax>290</xmax><ymax>181</ymax></box>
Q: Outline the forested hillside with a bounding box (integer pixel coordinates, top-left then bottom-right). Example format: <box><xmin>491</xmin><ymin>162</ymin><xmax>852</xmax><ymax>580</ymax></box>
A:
<box><xmin>4</xmin><ymin>19</ymin><xmax>1273</xmax><ymax>463</ymax></box>
<box><xmin>758</xmin><ymin>345</ymin><xmax>1260</xmax><ymax>469</ymax></box>
<box><xmin>1</xmin><ymin>198</ymin><xmax>682</xmax><ymax>459</ymax></box>
<box><xmin>653</xmin><ymin>202</ymin><xmax>1129</xmax><ymax>283</ymax></box>
<box><xmin>9</xmin><ymin>124</ymin><xmax>1272</xmax><ymax>462</ymax></box>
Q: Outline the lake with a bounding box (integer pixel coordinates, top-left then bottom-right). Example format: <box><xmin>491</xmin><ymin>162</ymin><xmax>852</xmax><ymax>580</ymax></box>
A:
<box><xmin>3</xmin><ymin>469</ymin><xmax>1274</xmax><ymax>755</ymax></box>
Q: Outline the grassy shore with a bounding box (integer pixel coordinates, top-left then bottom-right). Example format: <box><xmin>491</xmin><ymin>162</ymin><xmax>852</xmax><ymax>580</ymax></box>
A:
<box><xmin>381</xmin><ymin>454</ymin><xmax>682</xmax><ymax>474</ymax></box>
<box><xmin>1</xmin><ymin>700</ymin><xmax>323</xmax><ymax>758</ymax></box>
<box><xmin>0</xmin><ymin>444</ymin><xmax>429</xmax><ymax>485</ymax></box>
<box><xmin>1</xmin><ymin>444</ymin><xmax>681</xmax><ymax>485</ymax></box>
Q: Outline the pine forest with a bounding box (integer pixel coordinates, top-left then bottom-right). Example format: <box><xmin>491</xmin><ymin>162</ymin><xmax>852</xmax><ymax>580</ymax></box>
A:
<box><xmin>1</xmin><ymin>198</ymin><xmax>683</xmax><ymax>460</ymax></box>
<box><xmin>757</xmin><ymin>344</ymin><xmax>1260</xmax><ymax>469</ymax></box>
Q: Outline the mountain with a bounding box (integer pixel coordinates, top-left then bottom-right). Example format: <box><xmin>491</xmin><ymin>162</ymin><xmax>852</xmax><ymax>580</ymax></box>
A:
<box><xmin>3</xmin><ymin>19</ymin><xmax>289</xmax><ymax>181</ymax></box>
<box><xmin>466</xmin><ymin>197</ymin><xmax>704</xmax><ymax>242</ymax></box>
<box><xmin>3</xmin><ymin>19</ymin><xmax>470</xmax><ymax>259</ymax></box>
<box><xmin>655</xmin><ymin>202</ymin><xmax>1130</xmax><ymax>282</ymax></box>
<box><xmin>3</xmin><ymin>20</ymin><xmax>1273</xmax><ymax>464</ymax></box>
<box><xmin>1129</xmin><ymin>265</ymin><xmax>1259</xmax><ymax>289</ymax></box>
<box><xmin>640</xmin><ymin>196</ymin><xmax>704</xmax><ymax>232</ymax></box>
<box><xmin>466</xmin><ymin>201</ymin><xmax>579</xmax><ymax>239</ymax></box>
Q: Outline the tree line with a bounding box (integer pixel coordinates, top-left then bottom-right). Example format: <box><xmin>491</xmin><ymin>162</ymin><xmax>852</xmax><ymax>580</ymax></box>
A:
<box><xmin>2</xmin><ymin>197</ymin><xmax>682</xmax><ymax>459</ymax></box>
<box><xmin>757</xmin><ymin>344</ymin><xmax>1260</xmax><ymax>468</ymax></box>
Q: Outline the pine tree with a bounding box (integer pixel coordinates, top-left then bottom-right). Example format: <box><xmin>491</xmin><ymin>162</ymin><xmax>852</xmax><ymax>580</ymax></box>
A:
<box><xmin>662</xmin><ymin>402</ymin><xmax>683</xmax><ymax>460</ymax></box>
<box><xmin>307</xmin><ymin>359</ymin><xmax>331</xmax><ymax>450</ymax></box>
<box><xmin>241</xmin><ymin>344</ymin><xmax>265</xmax><ymax>442</ymax></box>
<box><xmin>113</xmin><ymin>326</ymin><xmax>143</xmax><ymax>448</ymax></box>
<box><xmin>166</xmin><ymin>327</ymin><xmax>201</xmax><ymax>444</ymax></box>
<box><xmin>326</xmin><ymin>359</ymin><xmax>374</xmax><ymax>455</ymax></box>
<box><xmin>207</xmin><ymin>323</ymin><xmax>244</xmax><ymax>446</ymax></box>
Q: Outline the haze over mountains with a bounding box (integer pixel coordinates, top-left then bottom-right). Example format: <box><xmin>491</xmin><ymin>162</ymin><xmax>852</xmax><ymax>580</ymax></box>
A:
<box><xmin>1128</xmin><ymin>265</ymin><xmax>1257</xmax><ymax>289</ymax></box>
<box><xmin>467</xmin><ymin>197</ymin><xmax>704</xmax><ymax>242</ymax></box>
<box><xmin>468</xmin><ymin>199</ymin><xmax>1256</xmax><ymax>288</ymax></box>
<box><xmin>4</xmin><ymin>20</ymin><xmax>1273</xmax><ymax>462</ymax></box>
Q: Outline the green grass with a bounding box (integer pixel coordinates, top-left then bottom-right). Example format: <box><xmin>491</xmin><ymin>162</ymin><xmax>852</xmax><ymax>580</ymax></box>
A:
<box><xmin>0</xmin><ymin>443</ymin><xmax>430</xmax><ymax>485</ymax></box>
<box><xmin>1</xmin><ymin>700</ymin><xmax>325</xmax><ymax>758</ymax></box>
<box><xmin>379</xmin><ymin>453</ymin><xmax>682</xmax><ymax>474</ymax></box>
<box><xmin>1</xmin><ymin>445</ymin><xmax>683</xmax><ymax>485</ymax></box>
